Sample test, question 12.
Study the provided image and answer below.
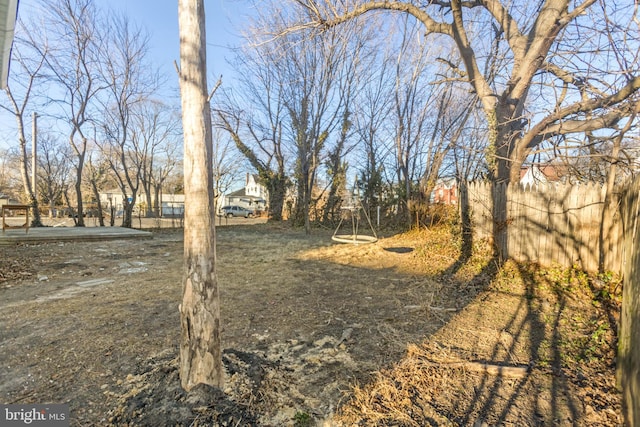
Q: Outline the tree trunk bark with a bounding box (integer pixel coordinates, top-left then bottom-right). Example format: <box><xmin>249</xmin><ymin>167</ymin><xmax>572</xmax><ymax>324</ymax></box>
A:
<box><xmin>14</xmin><ymin>114</ymin><xmax>42</xmax><ymax>227</ymax></box>
<box><xmin>153</xmin><ymin>184</ymin><xmax>162</xmax><ymax>217</ymax></box>
<box><xmin>89</xmin><ymin>178</ymin><xmax>105</xmax><ymax>227</ymax></box>
<box><xmin>74</xmin><ymin>153</ymin><xmax>85</xmax><ymax>227</ymax></box>
<box><xmin>488</xmin><ymin>116</ymin><xmax>516</xmax><ymax>261</ymax></box>
<box><xmin>178</xmin><ymin>0</ymin><xmax>223</xmax><ymax>391</ymax></box>
<box><xmin>122</xmin><ymin>196</ymin><xmax>134</xmax><ymax>228</ymax></box>
<box><xmin>267</xmin><ymin>175</ymin><xmax>286</xmax><ymax>221</ymax></box>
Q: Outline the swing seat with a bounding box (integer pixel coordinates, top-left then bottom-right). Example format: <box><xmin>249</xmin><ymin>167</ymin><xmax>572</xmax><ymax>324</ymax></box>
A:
<box><xmin>331</xmin><ymin>233</ymin><xmax>378</xmax><ymax>244</ymax></box>
<box><xmin>332</xmin><ymin>206</ymin><xmax>377</xmax><ymax>244</ymax></box>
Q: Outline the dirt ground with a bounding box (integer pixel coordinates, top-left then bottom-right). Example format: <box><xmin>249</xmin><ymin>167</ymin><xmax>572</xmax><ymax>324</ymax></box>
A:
<box><xmin>0</xmin><ymin>223</ymin><xmax>622</xmax><ymax>426</ymax></box>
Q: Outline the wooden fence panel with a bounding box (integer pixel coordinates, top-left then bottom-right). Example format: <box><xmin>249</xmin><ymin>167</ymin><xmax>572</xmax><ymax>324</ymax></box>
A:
<box><xmin>566</xmin><ymin>183</ymin><xmax>583</xmax><ymax>269</ymax></box>
<box><xmin>508</xmin><ymin>184</ymin><xmax>525</xmax><ymax>261</ymax></box>
<box><xmin>467</xmin><ymin>181</ymin><xmax>619</xmax><ymax>273</ymax></box>
<box><xmin>468</xmin><ymin>181</ymin><xmax>492</xmax><ymax>242</ymax></box>
<box><xmin>467</xmin><ymin>179</ymin><xmax>638</xmax><ymax>424</ymax></box>
<box><xmin>618</xmin><ymin>176</ymin><xmax>640</xmax><ymax>426</ymax></box>
<box><xmin>548</xmin><ymin>183</ymin><xmax>566</xmax><ymax>267</ymax></box>
<box><xmin>586</xmin><ymin>183</ymin><xmax>604</xmax><ymax>272</ymax></box>
<box><xmin>607</xmin><ymin>190</ymin><xmax>624</xmax><ymax>274</ymax></box>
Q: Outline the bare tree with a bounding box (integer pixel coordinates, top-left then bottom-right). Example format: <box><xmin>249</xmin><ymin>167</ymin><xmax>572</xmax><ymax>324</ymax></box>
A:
<box><xmin>322</xmin><ymin>108</ymin><xmax>352</xmax><ymax>223</ymax></box>
<box><xmin>320</xmin><ymin>22</ymin><xmax>370</xmax><ymax>223</ymax></box>
<box><xmin>283</xmin><ymin>26</ymin><xmax>354</xmax><ymax>233</ymax></box>
<box><xmin>216</xmin><ymin>34</ymin><xmax>290</xmax><ymax>221</ymax></box>
<box><xmin>41</xmin><ymin>0</ymin><xmax>106</xmax><ymax>226</ymax></box>
<box><xmin>418</xmin><ymin>82</ymin><xmax>476</xmax><ymax>205</ymax></box>
<box><xmin>1</xmin><ymin>19</ymin><xmax>47</xmax><ymax>226</ymax></box>
<box><xmin>97</xmin><ymin>12</ymin><xmax>158</xmax><ymax>228</ymax></box>
<box><xmin>149</xmin><ymin>141</ymin><xmax>181</xmax><ymax>218</ymax></box>
<box><xmin>353</xmin><ymin>41</ymin><xmax>395</xmax><ymax>216</ymax></box>
<box><xmin>211</xmin><ymin>127</ymin><xmax>245</xmax><ymax>214</ymax></box>
<box><xmin>84</xmin><ymin>148</ymin><xmax>110</xmax><ymax>226</ymax></box>
<box><xmin>37</xmin><ymin>133</ymin><xmax>72</xmax><ymax>218</ymax></box>
<box><xmin>390</xmin><ymin>19</ymin><xmax>440</xmax><ymax>223</ymax></box>
<box><xmin>177</xmin><ymin>0</ymin><xmax>223</xmax><ymax>391</ymax></box>
<box><xmin>0</xmin><ymin>146</ymin><xmax>24</xmax><ymax>199</ymax></box>
<box><xmin>232</xmin><ymin>3</ymin><xmax>363</xmax><ymax>230</ymax></box>
<box><xmin>132</xmin><ymin>100</ymin><xmax>181</xmax><ymax>218</ymax></box>
<box><xmin>288</xmin><ymin>0</ymin><xmax>640</xmax><ymax>256</ymax></box>
<box><xmin>451</xmin><ymin>107</ymin><xmax>489</xmax><ymax>183</ymax></box>
<box><xmin>216</xmin><ymin>109</ymin><xmax>289</xmax><ymax>220</ymax></box>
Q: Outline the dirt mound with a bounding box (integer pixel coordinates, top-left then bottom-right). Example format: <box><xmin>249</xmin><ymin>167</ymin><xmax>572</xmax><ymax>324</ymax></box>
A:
<box><xmin>108</xmin><ymin>333</ymin><xmax>364</xmax><ymax>426</ymax></box>
<box><xmin>107</xmin><ymin>350</ymin><xmax>258</xmax><ymax>426</ymax></box>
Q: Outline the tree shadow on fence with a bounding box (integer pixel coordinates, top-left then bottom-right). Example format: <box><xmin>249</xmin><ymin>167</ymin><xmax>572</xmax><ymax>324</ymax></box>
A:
<box><xmin>444</xmin><ymin>183</ymin><xmax>620</xmax><ymax>425</ymax></box>
<box><xmin>440</xmin><ymin>181</ymin><xmax>476</xmax><ymax>279</ymax></box>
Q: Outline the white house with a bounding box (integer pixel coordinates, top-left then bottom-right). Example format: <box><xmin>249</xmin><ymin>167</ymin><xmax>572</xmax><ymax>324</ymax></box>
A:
<box><xmin>219</xmin><ymin>173</ymin><xmax>268</xmax><ymax>214</ymax></box>
<box><xmin>99</xmin><ymin>190</ymin><xmax>127</xmax><ymax>215</ymax></box>
<box><xmin>98</xmin><ymin>190</ymin><xmax>185</xmax><ymax>217</ymax></box>
<box><xmin>160</xmin><ymin>194</ymin><xmax>185</xmax><ymax>217</ymax></box>
<box><xmin>520</xmin><ymin>164</ymin><xmax>566</xmax><ymax>187</ymax></box>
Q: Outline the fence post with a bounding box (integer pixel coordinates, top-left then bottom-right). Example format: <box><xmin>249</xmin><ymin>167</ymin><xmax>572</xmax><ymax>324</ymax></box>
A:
<box><xmin>618</xmin><ymin>178</ymin><xmax>640</xmax><ymax>426</ymax></box>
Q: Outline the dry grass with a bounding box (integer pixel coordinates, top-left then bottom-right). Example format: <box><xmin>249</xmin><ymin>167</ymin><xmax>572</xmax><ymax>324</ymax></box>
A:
<box><xmin>0</xmin><ymin>224</ymin><xmax>623</xmax><ymax>426</ymax></box>
<box><xmin>333</xmin><ymin>256</ymin><xmax>622</xmax><ymax>427</ymax></box>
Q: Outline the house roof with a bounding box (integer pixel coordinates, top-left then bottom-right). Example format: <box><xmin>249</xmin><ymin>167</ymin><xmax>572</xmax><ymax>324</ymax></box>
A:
<box><xmin>520</xmin><ymin>164</ymin><xmax>568</xmax><ymax>182</ymax></box>
<box><xmin>226</xmin><ymin>188</ymin><xmax>265</xmax><ymax>203</ymax></box>
<box><xmin>0</xmin><ymin>0</ymin><xmax>19</xmax><ymax>89</ymax></box>
<box><xmin>227</xmin><ymin>188</ymin><xmax>247</xmax><ymax>197</ymax></box>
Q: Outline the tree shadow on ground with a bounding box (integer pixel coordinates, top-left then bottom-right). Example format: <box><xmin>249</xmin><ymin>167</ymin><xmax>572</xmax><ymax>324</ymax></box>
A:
<box><xmin>449</xmin><ymin>263</ymin><xmax>582</xmax><ymax>426</ymax></box>
<box><xmin>335</xmin><ymin>223</ymin><xmax>621</xmax><ymax>425</ymax></box>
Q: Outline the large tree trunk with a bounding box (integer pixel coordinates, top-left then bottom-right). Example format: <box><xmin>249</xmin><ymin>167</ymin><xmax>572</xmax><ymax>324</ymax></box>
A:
<box><xmin>485</xmin><ymin>103</ymin><xmax>529</xmax><ymax>260</ymax></box>
<box><xmin>89</xmin><ymin>178</ymin><xmax>105</xmax><ymax>227</ymax></box>
<box><xmin>144</xmin><ymin>184</ymin><xmax>154</xmax><ymax>217</ymax></box>
<box><xmin>177</xmin><ymin>0</ymin><xmax>223</xmax><ymax>391</ymax></box>
<box><xmin>153</xmin><ymin>183</ymin><xmax>162</xmax><ymax>217</ymax></box>
<box><xmin>122</xmin><ymin>196</ymin><xmax>134</xmax><ymax>228</ymax></box>
<box><xmin>74</xmin><ymin>158</ymin><xmax>85</xmax><ymax>227</ymax></box>
<box><xmin>14</xmin><ymin>113</ymin><xmax>43</xmax><ymax>227</ymax></box>
<box><xmin>267</xmin><ymin>174</ymin><xmax>286</xmax><ymax>221</ymax></box>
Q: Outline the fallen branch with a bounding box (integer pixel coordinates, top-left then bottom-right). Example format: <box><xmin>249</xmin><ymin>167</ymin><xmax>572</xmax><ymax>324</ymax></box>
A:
<box><xmin>402</xmin><ymin>305</ymin><xmax>458</xmax><ymax>312</ymax></box>
<box><xmin>407</xmin><ymin>345</ymin><xmax>530</xmax><ymax>378</ymax></box>
<box><xmin>433</xmin><ymin>360</ymin><xmax>530</xmax><ymax>378</ymax></box>
<box><xmin>428</xmin><ymin>306</ymin><xmax>458</xmax><ymax>312</ymax></box>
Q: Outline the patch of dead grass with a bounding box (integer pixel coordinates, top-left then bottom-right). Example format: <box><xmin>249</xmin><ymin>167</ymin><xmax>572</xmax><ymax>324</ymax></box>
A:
<box><xmin>0</xmin><ymin>225</ymin><xmax>623</xmax><ymax>426</ymax></box>
<box><xmin>334</xmin><ymin>258</ymin><xmax>622</xmax><ymax>426</ymax></box>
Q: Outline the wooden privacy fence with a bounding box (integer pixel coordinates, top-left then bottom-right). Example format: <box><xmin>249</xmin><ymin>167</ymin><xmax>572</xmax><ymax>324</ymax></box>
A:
<box><xmin>466</xmin><ymin>179</ymin><xmax>639</xmax><ymax>425</ymax></box>
<box><xmin>618</xmin><ymin>176</ymin><xmax>640</xmax><ymax>427</ymax></box>
<box><xmin>466</xmin><ymin>181</ymin><xmax>623</xmax><ymax>273</ymax></box>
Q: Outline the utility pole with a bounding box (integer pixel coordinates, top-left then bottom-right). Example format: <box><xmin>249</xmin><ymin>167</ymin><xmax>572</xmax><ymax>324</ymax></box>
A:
<box><xmin>31</xmin><ymin>112</ymin><xmax>37</xmax><ymax>194</ymax></box>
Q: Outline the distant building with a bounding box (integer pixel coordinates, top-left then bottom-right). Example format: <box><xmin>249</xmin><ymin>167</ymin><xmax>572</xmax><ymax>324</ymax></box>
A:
<box><xmin>160</xmin><ymin>194</ymin><xmax>185</xmax><ymax>218</ymax></box>
<box><xmin>0</xmin><ymin>194</ymin><xmax>15</xmax><ymax>207</ymax></box>
<box><xmin>219</xmin><ymin>174</ymin><xmax>268</xmax><ymax>214</ymax></box>
<box><xmin>97</xmin><ymin>173</ymin><xmax>269</xmax><ymax>218</ymax></box>
<box><xmin>98</xmin><ymin>190</ymin><xmax>184</xmax><ymax>218</ymax></box>
<box><xmin>432</xmin><ymin>179</ymin><xmax>458</xmax><ymax>205</ymax></box>
<box><xmin>99</xmin><ymin>190</ymin><xmax>127</xmax><ymax>214</ymax></box>
<box><xmin>520</xmin><ymin>164</ymin><xmax>567</xmax><ymax>187</ymax></box>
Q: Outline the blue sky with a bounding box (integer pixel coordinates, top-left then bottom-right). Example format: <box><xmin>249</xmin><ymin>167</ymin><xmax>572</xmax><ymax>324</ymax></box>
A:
<box><xmin>0</xmin><ymin>0</ymin><xmax>251</xmax><ymax>149</ymax></box>
<box><xmin>106</xmin><ymin>0</ymin><xmax>247</xmax><ymax>88</ymax></box>
<box><xmin>11</xmin><ymin>0</ymin><xmax>249</xmax><ymax>97</ymax></box>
